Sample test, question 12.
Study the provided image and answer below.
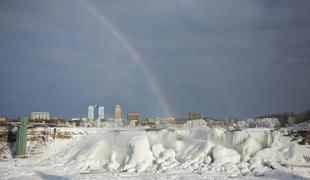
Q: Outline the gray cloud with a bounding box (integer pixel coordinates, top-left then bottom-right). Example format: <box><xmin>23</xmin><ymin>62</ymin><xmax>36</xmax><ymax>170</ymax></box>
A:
<box><xmin>0</xmin><ymin>0</ymin><xmax>310</xmax><ymax>119</ymax></box>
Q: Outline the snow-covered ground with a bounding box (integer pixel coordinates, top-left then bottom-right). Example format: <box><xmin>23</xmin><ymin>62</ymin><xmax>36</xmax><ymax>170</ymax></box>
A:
<box><xmin>0</xmin><ymin>126</ymin><xmax>310</xmax><ymax>180</ymax></box>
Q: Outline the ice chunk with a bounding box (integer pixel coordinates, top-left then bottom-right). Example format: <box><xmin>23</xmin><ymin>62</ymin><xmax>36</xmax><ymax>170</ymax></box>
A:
<box><xmin>157</xmin><ymin>149</ymin><xmax>176</xmax><ymax>164</ymax></box>
<box><xmin>152</xmin><ymin>144</ymin><xmax>165</xmax><ymax>158</ymax></box>
<box><xmin>123</xmin><ymin>136</ymin><xmax>154</xmax><ymax>172</ymax></box>
<box><xmin>178</xmin><ymin>139</ymin><xmax>213</xmax><ymax>161</ymax></box>
<box><xmin>203</xmin><ymin>155</ymin><xmax>212</xmax><ymax>164</ymax></box>
<box><xmin>223</xmin><ymin>162</ymin><xmax>241</xmax><ymax>177</ymax></box>
<box><xmin>156</xmin><ymin>149</ymin><xmax>179</xmax><ymax>172</ymax></box>
<box><xmin>238</xmin><ymin>136</ymin><xmax>263</xmax><ymax>161</ymax></box>
<box><xmin>82</xmin><ymin>160</ymin><xmax>101</xmax><ymax>171</ymax></box>
<box><xmin>107</xmin><ymin>151</ymin><xmax>120</xmax><ymax>171</ymax></box>
<box><xmin>212</xmin><ymin>145</ymin><xmax>240</xmax><ymax>165</ymax></box>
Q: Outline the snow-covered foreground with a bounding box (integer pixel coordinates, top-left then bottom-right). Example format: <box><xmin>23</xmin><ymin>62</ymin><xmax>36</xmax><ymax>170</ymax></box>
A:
<box><xmin>0</xmin><ymin>127</ymin><xmax>310</xmax><ymax>179</ymax></box>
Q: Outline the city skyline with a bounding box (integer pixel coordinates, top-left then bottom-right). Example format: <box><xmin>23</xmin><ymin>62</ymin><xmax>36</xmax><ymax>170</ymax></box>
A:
<box><xmin>1</xmin><ymin>1</ymin><xmax>310</xmax><ymax>179</ymax></box>
<box><xmin>1</xmin><ymin>0</ymin><xmax>310</xmax><ymax>119</ymax></box>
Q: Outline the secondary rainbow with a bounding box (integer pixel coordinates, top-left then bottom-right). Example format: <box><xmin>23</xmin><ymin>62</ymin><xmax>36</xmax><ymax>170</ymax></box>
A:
<box><xmin>80</xmin><ymin>1</ymin><xmax>173</xmax><ymax>116</ymax></box>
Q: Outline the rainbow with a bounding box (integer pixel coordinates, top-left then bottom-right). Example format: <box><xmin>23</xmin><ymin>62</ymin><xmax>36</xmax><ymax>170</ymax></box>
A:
<box><xmin>80</xmin><ymin>1</ymin><xmax>173</xmax><ymax>117</ymax></box>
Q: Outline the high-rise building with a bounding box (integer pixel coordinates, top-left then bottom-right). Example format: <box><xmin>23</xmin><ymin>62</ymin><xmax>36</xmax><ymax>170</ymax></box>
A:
<box><xmin>187</xmin><ymin>112</ymin><xmax>203</xmax><ymax>120</ymax></box>
<box><xmin>98</xmin><ymin>106</ymin><xmax>105</xmax><ymax>120</ymax></box>
<box><xmin>114</xmin><ymin>104</ymin><xmax>122</xmax><ymax>122</ymax></box>
<box><xmin>127</xmin><ymin>112</ymin><xmax>139</xmax><ymax>122</ymax></box>
<box><xmin>88</xmin><ymin>106</ymin><xmax>95</xmax><ymax>121</ymax></box>
<box><xmin>31</xmin><ymin>112</ymin><xmax>50</xmax><ymax>120</ymax></box>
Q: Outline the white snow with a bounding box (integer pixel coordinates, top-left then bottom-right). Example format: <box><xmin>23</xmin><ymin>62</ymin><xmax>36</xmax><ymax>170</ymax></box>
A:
<box><xmin>212</xmin><ymin>145</ymin><xmax>241</xmax><ymax>165</ymax></box>
<box><xmin>123</xmin><ymin>135</ymin><xmax>155</xmax><ymax>172</ymax></box>
<box><xmin>0</xmin><ymin>126</ymin><xmax>309</xmax><ymax>179</ymax></box>
<box><xmin>237</xmin><ymin>118</ymin><xmax>281</xmax><ymax>128</ymax></box>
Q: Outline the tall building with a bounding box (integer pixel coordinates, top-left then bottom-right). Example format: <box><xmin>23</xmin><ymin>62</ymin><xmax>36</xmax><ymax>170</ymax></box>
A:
<box><xmin>88</xmin><ymin>105</ymin><xmax>95</xmax><ymax>121</ymax></box>
<box><xmin>114</xmin><ymin>104</ymin><xmax>122</xmax><ymax>121</ymax></box>
<box><xmin>187</xmin><ymin>112</ymin><xmax>203</xmax><ymax>120</ymax></box>
<box><xmin>98</xmin><ymin>106</ymin><xmax>105</xmax><ymax>120</ymax></box>
<box><xmin>127</xmin><ymin>112</ymin><xmax>139</xmax><ymax>122</ymax></box>
<box><xmin>31</xmin><ymin>112</ymin><xmax>50</xmax><ymax>120</ymax></box>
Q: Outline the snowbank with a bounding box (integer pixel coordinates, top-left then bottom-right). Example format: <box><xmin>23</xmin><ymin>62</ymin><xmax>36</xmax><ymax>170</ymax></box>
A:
<box><xmin>1</xmin><ymin>126</ymin><xmax>310</xmax><ymax>179</ymax></box>
<box><xmin>237</xmin><ymin>118</ymin><xmax>281</xmax><ymax>128</ymax></box>
<box><xmin>31</xmin><ymin>126</ymin><xmax>296</xmax><ymax>178</ymax></box>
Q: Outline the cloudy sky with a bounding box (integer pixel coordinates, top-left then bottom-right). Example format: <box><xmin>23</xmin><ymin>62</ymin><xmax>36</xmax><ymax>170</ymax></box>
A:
<box><xmin>1</xmin><ymin>0</ymin><xmax>310</xmax><ymax>119</ymax></box>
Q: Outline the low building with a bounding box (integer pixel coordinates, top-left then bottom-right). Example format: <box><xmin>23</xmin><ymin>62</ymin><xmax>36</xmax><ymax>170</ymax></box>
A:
<box><xmin>0</xmin><ymin>116</ymin><xmax>6</xmax><ymax>122</ymax></box>
<box><xmin>127</xmin><ymin>112</ymin><xmax>140</xmax><ymax>122</ymax></box>
<box><xmin>155</xmin><ymin>117</ymin><xmax>175</xmax><ymax>125</ymax></box>
<box><xmin>142</xmin><ymin>118</ymin><xmax>160</xmax><ymax>126</ymax></box>
<box><xmin>187</xmin><ymin>112</ymin><xmax>203</xmax><ymax>120</ymax></box>
<box><xmin>31</xmin><ymin>112</ymin><xmax>50</xmax><ymax>120</ymax></box>
<box><xmin>71</xmin><ymin>118</ymin><xmax>81</xmax><ymax>121</ymax></box>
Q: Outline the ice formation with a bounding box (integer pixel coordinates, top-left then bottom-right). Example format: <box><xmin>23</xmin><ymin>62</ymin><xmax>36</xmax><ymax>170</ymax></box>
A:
<box><xmin>212</xmin><ymin>145</ymin><xmax>240</xmax><ymax>165</ymax></box>
<box><xmin>237</xmin><ymin>118</ymin><xmax>281</xmax><ymax>128</ymax></box>
<box><xmin>1</xmin><ymin>125</ymin><xmax>310</xmax><ymax>179</ymax></box>
<box><xmin>33</xmin><ymin>126</ymin><xmax>292</xmax><ymax>178</ymax></box>
<box><xmin>123</xmin><ymin>136</ymin><xmax>154</xmax><ymax>172</ymax></box>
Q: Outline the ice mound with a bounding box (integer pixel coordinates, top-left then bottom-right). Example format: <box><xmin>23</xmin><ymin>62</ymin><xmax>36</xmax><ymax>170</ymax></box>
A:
<box><xmin>107</xmin><ymin>150</ymin><xmax>120</xmax><ymax>171</ymax></box>
<box><xmin>177</xmin><ymin>139</ymin><xmax>213</xmax><ymax>171</ymax></box>
<box><xmin>155</xmin><ymin>148</ymin><xmax>179</xmax><ymax>172</ymax></box>
<box><xmin>178</xmin><ymin>139</ymin><xmax>213</xmax><ymax>161</ymax></box>
<box><xmin>123</xmin><ymin>136</ymin><xmax>154</xmax><ymax>172</ymax></box>
<box><xmin>212</xmin><ymin>145</ymin><xmax>240</xmax><ymax>165</ymax></box>
<box><xmin>237</xmin><ymin>137</ymin><xmax>263</xmax><ymax>161</ymax></box>
<box><xmin>36</xmin><ymin>127</ymin><xmax>286</xmax><ymax>177</ymax></box>
<box><xmin>191</xmin><ymin>127</ymin><xmax>280</xmax><ymax>159</ymax></box>
<box><xmin>151</xmin><ymin>143</ymin><xmax>165</xmax><ymax>158</ymax></box>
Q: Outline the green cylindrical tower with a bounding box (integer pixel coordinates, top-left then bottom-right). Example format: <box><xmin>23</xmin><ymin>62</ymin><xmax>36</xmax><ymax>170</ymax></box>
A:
<box><xmin>16</xmin><ymin>116</ymin><xmax>28</xmax><ymax>157</ymax></box>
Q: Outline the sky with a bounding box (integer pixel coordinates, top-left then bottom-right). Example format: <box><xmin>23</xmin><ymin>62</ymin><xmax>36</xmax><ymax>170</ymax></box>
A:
<box><xmin>0</xmin><ymin>0</ymin><xmax>310</xmax><ymax>119</ymax></box>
